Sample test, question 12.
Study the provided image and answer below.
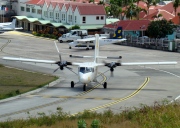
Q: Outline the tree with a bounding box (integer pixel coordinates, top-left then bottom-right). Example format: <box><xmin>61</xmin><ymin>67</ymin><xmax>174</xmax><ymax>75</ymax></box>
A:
<box><xmin>152</xmin><ymin>13</ymin><xmax>163</xmax><ymax>20</ymax></box>
<box><xmin>124</xmin><ymin>0</ymin><xmax>137</xmax><ymax>20</ymax></box>
<box><xmin>147</xmin><ymin>19</ymin><xmax>176</xmax><ymax>38</ymax></box>
<box><xmin>178</xmin><ymin>12</ymin><xmax>180</xmax><ymax>24</ymax></box>
<box><xmin>69</xmin><ymin>25</ymin><xmax>80</xmax><ymax>30</ymax></box>
<box><xmin>135</xmin><ymin>7</ymin><xmax>147</xmax><ymax>20</ymax></box>
<box><xmin>144</xmin><ymin>0</ymin><xmax>156</xmax><ymax>20</ymax></box>
<box><xmin>173</xmin><ymin>0</ymin><xmax>180</xmax><ymax>16</ymax></box>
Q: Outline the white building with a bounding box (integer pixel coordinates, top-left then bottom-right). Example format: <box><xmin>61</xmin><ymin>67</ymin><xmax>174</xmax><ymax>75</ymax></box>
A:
<box><xmin>10</xmin><ymin>0</ymin><xmax>107</xmax><ymax>31</ymax></box>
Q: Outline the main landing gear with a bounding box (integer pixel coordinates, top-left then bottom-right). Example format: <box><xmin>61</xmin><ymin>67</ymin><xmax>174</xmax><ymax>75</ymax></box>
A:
<box><xmin>103</xmin><ymin>82</ymin><xmax>107</xmax><ymax>89</ymax></box>
<box><xmin>86</xmin><ymin>47</ymin><xmax>89</xmax><ymax>50</ymax></box>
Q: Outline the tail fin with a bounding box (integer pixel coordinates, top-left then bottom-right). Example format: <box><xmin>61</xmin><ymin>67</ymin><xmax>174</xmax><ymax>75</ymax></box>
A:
<box><xmin>111</xmin><ymin>27</ymin><xmax>123</xmax><ymax>39</ymax></box>
<box><xmin>7</xmin><ymin>19</ymin><xmax>16</xmax><ymax>29</ymax></box>
<box><xmin>94</xmin><ymin>34</ymin><xmax>99</xmax><ymax>63</ymax></box>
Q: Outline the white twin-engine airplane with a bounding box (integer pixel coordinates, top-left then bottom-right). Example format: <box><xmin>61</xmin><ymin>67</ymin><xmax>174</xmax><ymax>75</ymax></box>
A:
<box><xmin>0</xmin><ymin>19</ymin><xmax>23</xmax><ymax>33</ymax></box>
<box><xmin>2</xmin><ymin>34</ymin><xmax>177</xmax><ymax>91</ymax></box>
<box><xmin>68</xmin><ymin>27</ymin><xmax>126</xmax><ymax>50</ymax></box>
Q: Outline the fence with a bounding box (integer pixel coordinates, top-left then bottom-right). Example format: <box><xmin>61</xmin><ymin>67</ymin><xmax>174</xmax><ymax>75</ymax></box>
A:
<box><xmin>118</xmin><ymin>36</ymin><xmax>180</xmax><ymax>52</ymax></box>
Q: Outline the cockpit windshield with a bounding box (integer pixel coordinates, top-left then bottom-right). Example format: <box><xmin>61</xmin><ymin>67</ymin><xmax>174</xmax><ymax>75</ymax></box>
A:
<box><xmin>79</xmin><ymin>67</ymin><xmax>94</xmax><ymax>74</ymax></box>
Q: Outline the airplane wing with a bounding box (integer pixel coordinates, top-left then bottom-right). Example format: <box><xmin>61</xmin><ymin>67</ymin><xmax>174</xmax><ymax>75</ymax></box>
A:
<box><xmin>102</xmin><ymin>61</ymin><xmax>177</xmax><ymax>69</ymax></box>
<box><xmin>2</xmin><ymin>57</ymin><xmax>82</xmax><ymax>66</ymax></box>
<box><xmin>2</xmin><ymin>57</ymin><xmax>57</xmax><ymax>64</ymax></box>
<box><xmin>121</xmin><ymin>62</ymin><xmax>177</xmax><ymax>66</ymax></box>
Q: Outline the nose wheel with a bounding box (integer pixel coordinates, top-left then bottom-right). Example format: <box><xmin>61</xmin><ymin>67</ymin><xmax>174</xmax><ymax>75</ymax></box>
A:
<box><xmin>71</xmin><ymin>81</ymin><xmax>74</xmax><ymax>88</ymax></box>
<box><xmin>83</xmin><ymin>84</ymin><xmax>87</xmax><ymax>91</ymax></box>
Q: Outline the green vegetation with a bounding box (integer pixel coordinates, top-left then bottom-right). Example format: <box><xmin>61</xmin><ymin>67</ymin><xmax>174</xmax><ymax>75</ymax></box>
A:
<box><xmin>147</xmin><ymin>19</ymin><xmax>177</xmax><ymax>38</ymax></box>
<box><xmin>0</xmin><ymin>101</ymin><xmax>180</xmax><ymax>128</ymax></box>
<box><xmin>69</xmin><ymin>25</ymin><xmax>80</xmax><ymax>30</ymax></box>
<box><xmin>32</xmin><ymin>27</ymin><xmax>61</xmax><ymax>39</ymax></box>
<box><xmin>0</xmin><ymin>64</ymin><xmax>58</xmax><ymax>99</ymax></box>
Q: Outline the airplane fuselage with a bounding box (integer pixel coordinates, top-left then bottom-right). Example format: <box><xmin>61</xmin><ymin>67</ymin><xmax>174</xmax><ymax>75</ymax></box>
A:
<box><xmin>78</xmin><ymin>62</ymin><xmax>97</xmax><ymax>84</ymax></box>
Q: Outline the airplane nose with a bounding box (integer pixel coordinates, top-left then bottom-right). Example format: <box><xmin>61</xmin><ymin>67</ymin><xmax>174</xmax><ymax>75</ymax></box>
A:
<box><xmin>79</xmin><ymin>74</ymin><xmax>90</xmax><ymax>84</ymax></box>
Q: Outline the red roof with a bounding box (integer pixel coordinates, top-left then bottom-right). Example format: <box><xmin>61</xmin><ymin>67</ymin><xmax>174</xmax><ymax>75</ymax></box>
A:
<box><xmin>26</xmin><ymin>0</ymin><xmax>41</xmax><ymax>4</ymax></box>
<box><xmin>104</xmin><ymin>20</ymin><xmax>150</xmax><ymax>31</ymax></box>
<box><xmin>77</xmin><ymin>5</ymin><xmax>106</xmax><ymax>15</ymax></box>
<box><xmin>171</xmin><ymin>16</ymin><xmax>180</xmax><ymax>25</ymax></box>
<box><xmin>143</xmin><ymin>9</ymin><xmax>174</xmax><ymax>20</ymax></box>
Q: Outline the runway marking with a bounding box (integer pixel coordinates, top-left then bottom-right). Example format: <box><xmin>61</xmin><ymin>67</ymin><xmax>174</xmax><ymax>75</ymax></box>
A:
<box><xmin>0</xmin><ymin>39</ymin><xmax>11</xmax><ymax>52</ymax></box>
<box><xmin>140</xmin><ymin>66</ymin><xmax>180</xmax><ymax>104</ymax></box>
<box><xmin>70</xmin><ymin>77</ymin><xmax>150</xmax><ymax>116</ymax></box>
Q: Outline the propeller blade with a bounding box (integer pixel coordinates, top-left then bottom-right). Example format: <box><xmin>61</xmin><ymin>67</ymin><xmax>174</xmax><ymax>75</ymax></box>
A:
<box><xmin>53</xmin><ymin>67</ymin><xmax>60</xmax><ymax>73</ymax></box>
<box><xmin>66</xmin><ymin>66</ymin><xmax>72</xmax><ymax>70</ymax></box>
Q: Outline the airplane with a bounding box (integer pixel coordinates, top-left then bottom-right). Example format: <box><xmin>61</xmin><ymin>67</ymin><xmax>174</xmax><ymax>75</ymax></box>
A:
<box><xmin>0</xmin><ymin>19</ymin><xmax>23</xmax><ymax>33</ymax></box>
<box><xmin>0</xmin><ymin>19</ymin><xmax>15</xmax><ymax>26</ymax></box>
<box><xmin>2</xmin><ymin>34</ymin><xmax>177</xmax><ymax>91</ymax></box>
<box><xmin>68</xmin><ymin>27</ymin><xmax>126</xmax><ymax>50</ymax></box>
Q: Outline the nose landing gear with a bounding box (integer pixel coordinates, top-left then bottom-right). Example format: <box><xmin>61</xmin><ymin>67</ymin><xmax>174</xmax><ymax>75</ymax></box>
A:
<box><xmin>83</xmin><ymin>84</ymin><xmax>87</xmax><ymax>91</ymax></box>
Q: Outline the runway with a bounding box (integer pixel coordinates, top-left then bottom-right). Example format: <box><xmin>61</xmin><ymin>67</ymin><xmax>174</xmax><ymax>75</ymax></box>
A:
<box><xmin>0</xmin><ymin>31</ymin><xmax>180</xmax><ymax>121</ymax></box>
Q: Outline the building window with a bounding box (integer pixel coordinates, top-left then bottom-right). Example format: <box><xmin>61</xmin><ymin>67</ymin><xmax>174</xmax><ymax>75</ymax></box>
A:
<box><xmin>32</xmin><ymin>9</ymin><xmax>36</xmax><ymax>13</ymax></box>
<box><xmin>26</xmin><ymin>7</ymin><xmax>30</xmax><ymax>12</ymax></box>
<box><xmin>68</xmin><ymin>15</ymin><xmax>70</xmax><ymax>22</ymax></box>
<box><xmin>96</xmin><ymin>16</ymin><xmax>99</xmax><ymax>20</ymax></box>
<box><xmin>101</xmin><ymin>16</ymin><xmax>104</xmax><ymax>20</ymax></box>
<box><xmin>62</xmin><ymin>14</ymin><xmax>65</xmax><ymax>21</ymax></box>
<box><xmin>50</xmin><ymin>12</ymin><xmax>53</xmax><ymax>18</ymax></box>
<box><xmin>82</xmin><ymin>16</ymin><xmax>86</xmax><ymax>23</ymax></box>
<box><xmin>56</xmin><ymin>13</ymin><xmax>59</xmax><ymax>19</ymax></box>
<box><xmin>21</xmin><ymin>7</ymin><xmax>24</xmax><ymax>11</ymax></box>
<box><xmin>37</xmin><ymin>9</ymin><xmax>42</xmax><ymax>14</ymax></box>
<box><xmin>75</xmin><ymin>16</ymin><xmax>76</xmax><ymax>23</ymax></box>
<box><xmin>70</xmin><ymin>15</ymin><xmax>72</xmax><ymax>22</ymax></box>
<box><xmin>44</xmin><ymin>11</ymin><xmax>47</xmax><ymax>17</ymax></box>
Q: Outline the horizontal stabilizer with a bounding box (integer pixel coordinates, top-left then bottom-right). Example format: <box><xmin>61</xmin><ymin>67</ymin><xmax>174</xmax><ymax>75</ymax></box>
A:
<box><xmin>69</xmin><ymin>55</ymin><xmax>92</xmax><ymax>58</ymax></box>
<box><xmin>69</xmin><ymin>55</ymin><xmax>122</xmax><ymax>59</ymax></box>
<box><xmin>99</xmin><ymin>56</ymin><xmax>122</xmax><ymax>59</ymax></box>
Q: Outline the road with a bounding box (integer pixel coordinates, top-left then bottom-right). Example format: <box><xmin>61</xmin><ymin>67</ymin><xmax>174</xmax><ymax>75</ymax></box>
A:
<box><xmin>0</xmin><ymin>31</ymin><xmax>180</xmax><ymax>121</ymax></box>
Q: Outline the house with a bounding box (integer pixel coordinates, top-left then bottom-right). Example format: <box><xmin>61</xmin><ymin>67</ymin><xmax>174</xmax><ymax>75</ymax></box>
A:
<box><xmin>103</xmin><ymin>20</ymin><xmax>150</xmax><ymax>37</ymax></box>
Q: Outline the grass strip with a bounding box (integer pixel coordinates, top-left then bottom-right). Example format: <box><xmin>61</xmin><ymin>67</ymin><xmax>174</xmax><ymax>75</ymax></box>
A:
<box><xmin>0</xmin><ymin>64</ymin><xmax>58</xmax><ymax>99</ymax></box>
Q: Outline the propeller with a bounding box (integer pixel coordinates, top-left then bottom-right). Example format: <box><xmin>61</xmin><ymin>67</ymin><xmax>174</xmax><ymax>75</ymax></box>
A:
<box><xmin>103</xmin><ymin>60</ymin><xmax>121</xmax><ymax>77</ymax></box>
<box><xmin>54</xmin><ymin>41</ymin><xmax>72</xmax><ymax>72</ymax></box>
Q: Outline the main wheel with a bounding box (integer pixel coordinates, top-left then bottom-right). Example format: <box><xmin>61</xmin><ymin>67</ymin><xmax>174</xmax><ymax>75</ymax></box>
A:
<box><xmin>83</xmin><ymin>84</ymin><xmax>86</xmax><ymax>91</ymax></box>
<box><xmin>103</xmin><ymin>82</ymin><xmax>107</xmax><ymax>89</ymax></box>
<box><xmin>69</xmin><ymin>46</ymin><xmax>71</xmax><ymax>49</ymax></box>
<box><xmin>86</xmin><ymin>48</ymin><xmax>89</xmax><ymax>50</ymax></box>
<box><xmin>59</xmin><ymin>40</ymin><xmax>63</xmax><ymax>43</ymax></box>
<box><xmin>71</xmin><ymin>81</ymin><xmax>74</xmax><ymax>88</ymax></box>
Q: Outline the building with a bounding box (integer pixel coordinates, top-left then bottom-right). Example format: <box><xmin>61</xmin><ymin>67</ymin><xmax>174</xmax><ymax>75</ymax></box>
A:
<box><xmin>3</xmin><ymin>0</ymin><xmax>107</xmax><ymax>33</ymax></box>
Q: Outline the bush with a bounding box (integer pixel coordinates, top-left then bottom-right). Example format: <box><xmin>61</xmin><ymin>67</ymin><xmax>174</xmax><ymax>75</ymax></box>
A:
<box><xmin>78</xmin><ymin>119</ymin><xmax>86</xmax><ymax>128</ymax></box>
<box><xmin>91</xmin><ymin>119</ymin><xmax>100</xmax><ymax>128</ymax></box>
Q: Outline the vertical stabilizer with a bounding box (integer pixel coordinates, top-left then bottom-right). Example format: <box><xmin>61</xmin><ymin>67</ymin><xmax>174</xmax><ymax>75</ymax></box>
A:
<box><xmin>112</xmin><ymin>27</ymin><xmax>123</xmax><ymax>39</ymax></box>
<box><xmin>7</xmin><ymin>19</ymin><xmax>16</xmax><ymax>29</ymax></box>
<box><xmin>94</xmin><ymin>34</ymin><xmax>99</xmax><ymax>63</ymax></box>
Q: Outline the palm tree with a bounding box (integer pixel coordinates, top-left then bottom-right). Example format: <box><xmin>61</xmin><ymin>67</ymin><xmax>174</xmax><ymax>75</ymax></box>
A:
<box><xmin>135</xmin><ymin>6</ymin><xmax>147</xmax><ymax>20</ymax></box>
<box><xmin>135</xmin><ymin>0</ymin><xmax>141</xmax><ymax>7</ymax></box>
<box><xmin>152</xmin><ymin>13</ymin><xmax>163</xmax><ymax>20</ymax></box>
<box><xmin>173</xmin><ymin>0</ymin><xmax>180</xmax><ymax>16</ymax></box>
<box><xmin>178</xmin><ymin>12</ymin><xmax>180</xmax><ymax>24</ymax></box>
<box><xmin>144</xmin><ymin>0</ymin><xmax>156</xmax><ymax>20</ymax></box>
<box><xmin>125</xmin><ymin>0</ymin><xmax>137</xmax><ymax>20</ymax></box>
